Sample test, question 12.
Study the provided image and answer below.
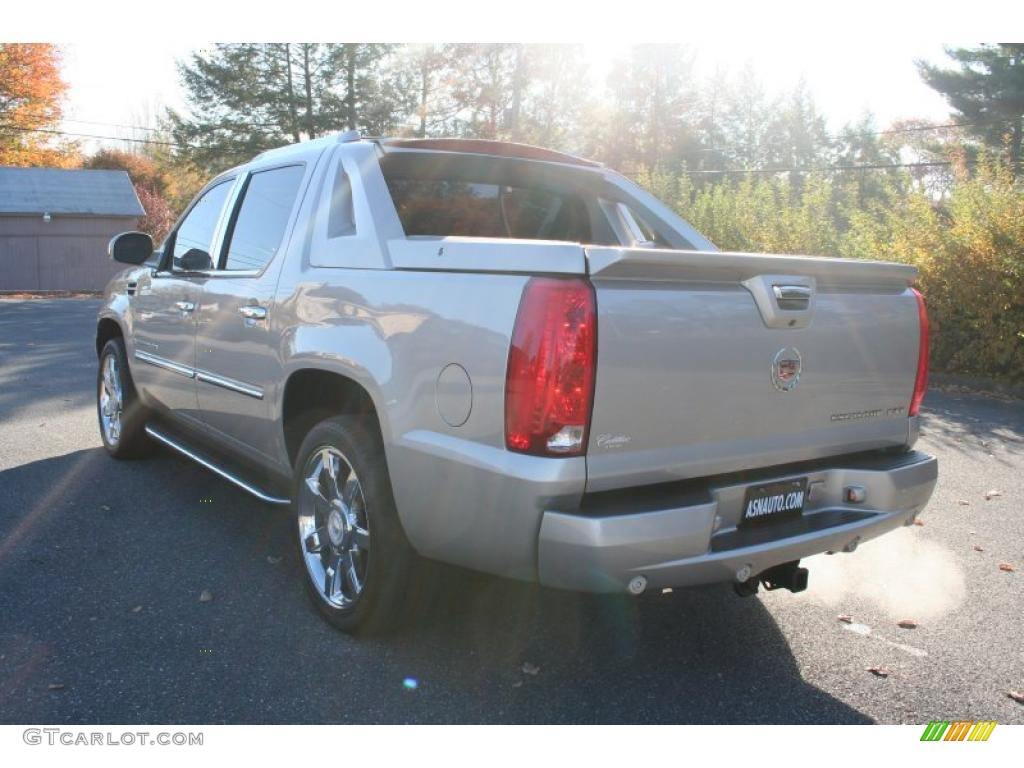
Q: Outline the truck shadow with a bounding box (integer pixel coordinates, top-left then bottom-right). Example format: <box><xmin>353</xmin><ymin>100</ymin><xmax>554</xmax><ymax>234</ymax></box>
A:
<box><xmin>0</xmin><ymin>446</ymin><xmax>870</xmax><ymax>724</ymax></box>
<box><xmin>383</xmin><ymin>563</ymin><xmax>871</xmax><ymax>724</ymax></box>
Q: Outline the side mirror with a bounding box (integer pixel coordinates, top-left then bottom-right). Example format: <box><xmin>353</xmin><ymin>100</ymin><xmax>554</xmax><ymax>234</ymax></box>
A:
<box><xmin>108</xmin><ymin>231</ymin><xmax>154</xmax><ymax>265</ymax></box>
<box><xmin>176</xmin><ymin>248</ymin><xmax>213</xmax><ymax>272</ymax></box>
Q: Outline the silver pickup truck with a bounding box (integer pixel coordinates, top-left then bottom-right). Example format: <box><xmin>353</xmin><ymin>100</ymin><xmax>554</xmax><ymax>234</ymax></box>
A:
<box><xmin>96</xmin><ymin>133</ymin><xmax>937</xmax><ymax>633</ymax></box>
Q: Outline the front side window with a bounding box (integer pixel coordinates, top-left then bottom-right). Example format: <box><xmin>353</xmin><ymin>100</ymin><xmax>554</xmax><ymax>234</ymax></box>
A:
<box><xmin>222</xmin><ymin>165</ymin><xmax>305</xmax><ymax>271</ymax></box>
<box><xmin>171</xmin><ymin>180</ymin><xmax>233</xmax><ymax>270</ymax></box>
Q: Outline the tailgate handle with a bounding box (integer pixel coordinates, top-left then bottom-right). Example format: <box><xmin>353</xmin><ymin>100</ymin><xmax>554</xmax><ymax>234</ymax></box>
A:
<box><xmin>773</xmin><ymin>284</ymin><xmax>811</xmax><ymax>310</ymax></box>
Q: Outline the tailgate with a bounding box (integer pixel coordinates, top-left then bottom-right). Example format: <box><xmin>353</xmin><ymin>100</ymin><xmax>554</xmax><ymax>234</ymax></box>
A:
<box><xmin>584</xmin><ymin>247</ymin><xmax>922</xmax><ymax>493</ymax></box>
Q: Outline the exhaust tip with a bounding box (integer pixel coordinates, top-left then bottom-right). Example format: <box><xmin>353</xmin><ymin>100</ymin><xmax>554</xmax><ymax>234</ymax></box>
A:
<box><xmin>734</xmin><ymin>577</ymin><xmax>760</xmax><ymax>597</ymax></box>
<box><xmin>627</xmin><ymin>575</ymin><xmax>648</xmax><ymax>596</ymax></box>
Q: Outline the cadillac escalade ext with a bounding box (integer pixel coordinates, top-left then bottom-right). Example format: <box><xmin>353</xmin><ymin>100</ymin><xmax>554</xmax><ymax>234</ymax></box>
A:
<box><xmin>95</xmin><ymin>133</ymin><xmax>937</xmax><ymax>633</ymax></box>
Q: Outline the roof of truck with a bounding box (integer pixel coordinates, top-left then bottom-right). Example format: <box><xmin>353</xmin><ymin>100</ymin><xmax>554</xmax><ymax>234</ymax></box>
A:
<box><xmin>375</xmin><ymin>138</ymin><xmax>602</xmax><ymax>169</ymax></box>
<box><xmin>250</xmin><ymin>132</ymin><xmax>604</xmax><ymax>171</ymax></box>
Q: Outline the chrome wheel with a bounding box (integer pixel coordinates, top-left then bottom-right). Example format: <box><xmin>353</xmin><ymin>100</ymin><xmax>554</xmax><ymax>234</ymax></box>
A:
<box><xmin>297</xmin><ymin>446</ymin><xmax>370</xmax><ymax>608</ymax></box>
<box><xmin>99</xmin><ymin>353</ymin><xmax>123</xmax><ymax>446</ymax></box>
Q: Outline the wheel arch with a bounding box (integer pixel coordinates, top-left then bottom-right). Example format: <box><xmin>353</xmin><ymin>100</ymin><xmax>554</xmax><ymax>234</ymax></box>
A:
<box><xmin>96</xmin><ymin>316</ymin><xmax>124</xmax><ymax>357</ymax></box>
<box><xmin>280</xmin><ymin>367</ymin><xmax>387</xmax><ymax>471</ymax></box>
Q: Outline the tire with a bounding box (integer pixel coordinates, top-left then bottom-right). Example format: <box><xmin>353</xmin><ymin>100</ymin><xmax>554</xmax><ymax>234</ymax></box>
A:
<box><xmin>96</xmin><ymin>337</ymin><xmax>152</xmax><ymax>459</ymax></box>
<box><xmin>293</xmin><ymin>414</ymin><xmax>415</xmax><ymax>634</ymax></box>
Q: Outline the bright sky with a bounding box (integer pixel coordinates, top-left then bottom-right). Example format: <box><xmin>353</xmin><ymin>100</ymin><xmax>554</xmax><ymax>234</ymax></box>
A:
<box><xmin>58</xmin><ymin>42</ymin><xmax>956</xmax><ymax>151</ymax></box>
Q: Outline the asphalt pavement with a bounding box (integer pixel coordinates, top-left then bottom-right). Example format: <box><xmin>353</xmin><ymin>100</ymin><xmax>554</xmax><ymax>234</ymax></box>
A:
<box><xmin>0</xmin><ymin>298</ymin><xmax>1021</xmax><ymax>724</ymax></box>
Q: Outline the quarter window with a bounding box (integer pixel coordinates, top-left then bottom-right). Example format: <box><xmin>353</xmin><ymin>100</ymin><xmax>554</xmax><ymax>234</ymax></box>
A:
<box><xmin>327</xmin><ymin>165</ymin><xmax>356</xmax><ymax>238</ymax></box>
<box><xmin>222</xmin><ymin>165</ymin><xmax>305</xmax><ymax>272</ymax></box>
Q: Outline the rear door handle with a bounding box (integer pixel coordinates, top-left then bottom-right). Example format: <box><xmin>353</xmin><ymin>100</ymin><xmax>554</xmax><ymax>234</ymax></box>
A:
<box><xmin>772</xmin><ymin>285</ymin><xmax>812</xmax><ymax>310</ymax></box>
<box><xmin>175</xmin><ymin>300</ymin><xmax>195</xmax><ymax>313</ymax></box>
<box><xmin>239</xmin><ymin>305</ymin><xmax>268</xmax><ymax>321</ymax></box>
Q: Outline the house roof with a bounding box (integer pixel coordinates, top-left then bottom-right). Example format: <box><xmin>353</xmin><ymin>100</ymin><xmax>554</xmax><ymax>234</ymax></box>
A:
<box><xmin>0</xmin><ymin>166</ymin><xmax>144</xmax><ymax>217</ymax></box>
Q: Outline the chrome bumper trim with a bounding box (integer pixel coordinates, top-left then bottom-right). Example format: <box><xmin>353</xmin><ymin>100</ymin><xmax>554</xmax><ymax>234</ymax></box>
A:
<box><xmin>537</xmin><ymin>451</ymin><xmax>938</xmax><ymax>593</ymax></box>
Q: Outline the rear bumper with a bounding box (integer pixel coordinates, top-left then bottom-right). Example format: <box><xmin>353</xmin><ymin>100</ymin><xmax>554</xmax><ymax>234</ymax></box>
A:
<box><xmin>537</xmin><ymin>450</ymin><xmax>938</xmax><ymax>593</ymax></box>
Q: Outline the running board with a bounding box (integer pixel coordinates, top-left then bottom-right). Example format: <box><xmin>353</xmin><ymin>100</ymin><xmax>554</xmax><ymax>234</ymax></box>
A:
<box><xmin>144</xmin><ymin>425</ymin><xmax>291</xmax><ymax>506</ymax></box>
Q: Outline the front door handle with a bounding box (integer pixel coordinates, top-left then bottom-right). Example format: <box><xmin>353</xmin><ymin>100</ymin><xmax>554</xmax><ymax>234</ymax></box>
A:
<box><xmin>175</xmin><ymin>300</ymin><xmax>195</xmax><ymax>313</ymax></box>
<box><xmin>239</xmin><ymin>305</ymin><xmax>268</xmax><ymax>321</ymax></box>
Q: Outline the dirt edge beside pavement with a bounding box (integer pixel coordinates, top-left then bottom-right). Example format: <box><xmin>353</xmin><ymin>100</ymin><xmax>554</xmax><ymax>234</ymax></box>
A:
<box><xmin>0</xmin><ymin>291</ymin><xmax>103</xmax><ymax>299</ymax></box>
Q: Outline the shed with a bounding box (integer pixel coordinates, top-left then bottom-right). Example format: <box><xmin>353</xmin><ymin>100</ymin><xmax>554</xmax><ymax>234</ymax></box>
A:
<box><xmin>0</xmin><ymin>166</ymin><xmax>145</xmax><ymax>291</ymax></box>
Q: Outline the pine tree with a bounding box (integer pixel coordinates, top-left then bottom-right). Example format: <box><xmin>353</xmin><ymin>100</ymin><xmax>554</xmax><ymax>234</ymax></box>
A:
<box><xmin>918</xmin><ymin>44</ymin><xmax>1024</xmax><ymax>174</ymax></box>
<box><xmin>605</xmin><ymin>45</ymin><xmax>700</xmax><ymax>173</ymax></box>
<box><xmin>391</xmin><ymin>44</ymin><xmax>459</xmax><ymax>137</ymax></box>
<box><xmin>764</xmin><ymin>79</ymin><xmax>833</xmax><ymax>186</ymax></box>
<box><xmin>719</xmin><ymin>62</ymin><xmax>777</xmax><ymax>171</ymax></box>
<box><xmin>168</xmin><ymin>44</ymin><xmax>401</xmax><ymax>172</ymax></box>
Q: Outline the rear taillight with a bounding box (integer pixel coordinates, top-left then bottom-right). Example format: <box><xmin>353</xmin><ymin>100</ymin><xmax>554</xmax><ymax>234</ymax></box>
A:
<box><xmin>505</xmin><ymin>277</ymin><xmax>596</xmax><ymax>457</ymax></box>
<box><xmin>909</xmin><ymin>287</ymin><xmax>929</xmax><ymax>417</ymax></box>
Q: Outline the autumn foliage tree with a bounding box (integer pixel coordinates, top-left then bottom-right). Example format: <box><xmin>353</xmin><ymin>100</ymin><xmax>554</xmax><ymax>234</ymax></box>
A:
<box><xmin>0</xmin><ymin>44</ymin><xmax>77</xmax><ymax>167</ymax></box>
<box><xmin>82</xmin><ymin>149</ymin><xmax>176</xmax><ymax>242</ymax></box>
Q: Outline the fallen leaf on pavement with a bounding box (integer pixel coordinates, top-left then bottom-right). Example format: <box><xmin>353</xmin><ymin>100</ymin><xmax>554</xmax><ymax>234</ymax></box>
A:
<box><xmin>521</xmin><ymin>662</ymin><xmax>540</xmax><ymax>676</ymax></box>
<box><xmin>199</xmin><ymin>589</ymin><xmax>214</xmax><ymax>602</ymax></box>
<box><xmin>998</xmin><ymin>563</ymin><xmax>1015</xmax><ymax>573</ymax></box>
<box><xmin>984</xmin><ymin>490</ymin><xmax>1002</xmax><ymax>500</ymax></box>
<box><xmin>266</xmin><ymin>555</ymin><xmax>283</xmax><ymax>565</ymax></box>
<box><xmin>838</xmin><ymin>614</ymin><xmax>853</xmax><ymax>624</ymax></box>
<box><xmin>1008</xmin><ymin>691</ymin><xmax>1024</xmax><ymax>704</ymax></box>
<box><xmin>973</xmin><ymin>545</ymin><xmax>984</xmax><ymax>552</ymax></box>
<box><xmin>867</xmin><ymin>667</ymin><xmax>893</xmax><ymax>678</ymax></box>
<box><xmin>897</xmin><ymin>619</ymin><xmax>918</xmax><ymax>629</ymax></box>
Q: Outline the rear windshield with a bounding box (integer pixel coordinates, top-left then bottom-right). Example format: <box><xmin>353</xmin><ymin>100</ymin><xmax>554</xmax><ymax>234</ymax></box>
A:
<box><xmin>381</xmin><ymin>152</ymin><xmax>599</xmax><ymax>243</ymax></box>
<box><xmin>387</xmin><ymin>178</ymin><xmax>592</xmax><ymax>242</ymax></box>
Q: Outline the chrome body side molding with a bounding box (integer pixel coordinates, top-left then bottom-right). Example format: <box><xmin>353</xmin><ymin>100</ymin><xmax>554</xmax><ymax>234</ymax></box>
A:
<box><xmin>195</xmin><ymin>370</ymin><xmax>264</xmax><ymax>400</ymax></box>
<box><xmin>134</xmin><ymin>351</ymin><xmax>263</xmax><ymax>399</ymax></box>
<box><xmin>134</xmin><ymin>350</ymin><xmax>194</xmax><ymax>379</ymax></box>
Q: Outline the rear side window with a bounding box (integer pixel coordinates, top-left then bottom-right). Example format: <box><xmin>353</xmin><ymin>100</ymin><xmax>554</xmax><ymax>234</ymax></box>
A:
<box><xmin>222</xmin><ymin>165</ymin><xmax>305</xmax><ymax>271</ymax></box>
<box><xmin>171</xmin><ymin>180</ymin><xmax>233</xmax><ymax>270</ymax></box>
<box><xmin>385</xmin><ymin>178</ymin><xmax>592</xmax><ymax>243</ymax></box>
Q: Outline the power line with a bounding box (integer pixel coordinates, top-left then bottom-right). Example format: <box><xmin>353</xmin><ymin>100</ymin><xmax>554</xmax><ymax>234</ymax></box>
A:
<box><xmin>868</xmin><ymin>118</ymin><xmax>1014</xmax><ymax>137</ymax></box>
<box><xmin>0</xmin><ymin>123</ymin><xmax>190</xmax><ymax>148</ymax></box>
<box><xmin>671</xmin><ymin>159</ymin><xmax>977</xmax><ymax>176</ymax></box>
<box><xmin>62</xmin><ymin>117</ymin><xmax>163</xmax><ymax>133</ymax></box>
<box><xmin>682</xmin><ymin>117</ymin><xmax>1017</xmax><ymax>156</ymax></box>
